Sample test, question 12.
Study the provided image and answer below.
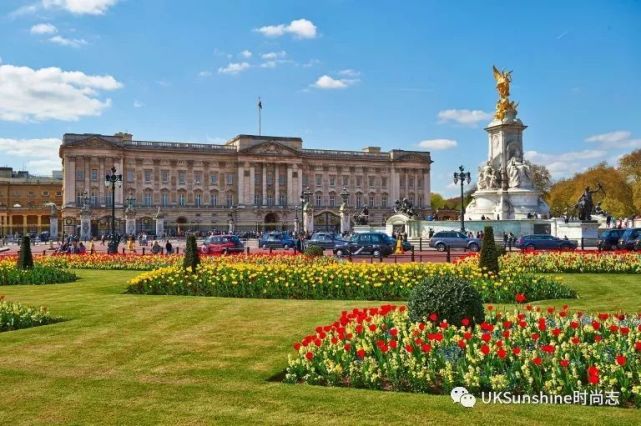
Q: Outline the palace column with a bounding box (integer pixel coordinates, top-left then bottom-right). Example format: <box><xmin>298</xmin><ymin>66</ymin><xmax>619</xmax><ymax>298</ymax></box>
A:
<box><xmin>389</xmin><ymin>167</ymin><xmax>400</xmax><ymax>203</ymax></box>
<box><xmin>274</xmin><ymin>164</ymin><xmax>280</xmax><ymax>206</ymax></box>
<box><xmin>249</xmin><ymin>165</ymin><xmax>256</xmax><ymax>206</ymax></box>
<box><xmin>98</xmin><ymin>157</ymin><xmax>105</xmax><ymax>207</ymax></box>
<box><xmin>286</xmin><ymin>165</ymin><xmax>294</xmax><ymax>206</ymax></box>
<box><xmin>63</xmin><ymin>156</ymin><xmax>76</xmax><ymax>206</ymax></box>
<box><xmin>237</xmin><ymin>164</ymin><xmax>245</xmax><ymax>205</ymax></box>
<box><xmin>262</xmin><ymin>164</ymin><xmax>267</xmax><ymax>206</ymax></box>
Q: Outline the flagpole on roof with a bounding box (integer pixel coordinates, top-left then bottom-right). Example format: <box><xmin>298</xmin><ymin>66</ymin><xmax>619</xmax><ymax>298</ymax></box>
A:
<box><xmin>257</xmin><ymin>97</ymin><xmax>262</xmax><ymax>136</ymax></box>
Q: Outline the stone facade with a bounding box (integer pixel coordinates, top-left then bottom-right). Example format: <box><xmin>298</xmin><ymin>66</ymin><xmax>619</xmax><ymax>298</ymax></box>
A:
<box><xmin>0</xmin><ymin>167</ymin><xmax>63</xmax><ymax>237</ymax></box>
<box><xmin>59</xmin><ymin>133</ymin><xmax>432</xmax><ymax>236</ymax></box>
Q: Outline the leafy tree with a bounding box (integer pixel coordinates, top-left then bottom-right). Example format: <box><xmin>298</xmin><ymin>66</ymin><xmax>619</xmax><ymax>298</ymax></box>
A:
<box><xmin>17</xmin><ymin>236</ymin><xmax>34</xmax><ymax>270</ymax></box>
<box><xmin>618</xmin><ymin>149</ymin><xmax>641</xmax><ymax>213</ymax></box>
<box><xmin>431</xmin><ymin>193</ymin><xmax>446</xmax><ymax>210</ymax></box>
<box><xmin>478</xmin><ymin>226</ymin><xmax>499</xmax><ymax>275</ymax></box>
<box><xmin>183</xmin><ymin>235</ymin><xmax>200</xmax><ymax>272</ymax></box>
<box><xmin>547</xmin><ymin>163</ymin><xmax>635</xmax><ymax>218</ymax></box>
<box><xmin>525</xmin><ymin>161</ymin><xmax>552</xmax><ymax>197</ymax></box>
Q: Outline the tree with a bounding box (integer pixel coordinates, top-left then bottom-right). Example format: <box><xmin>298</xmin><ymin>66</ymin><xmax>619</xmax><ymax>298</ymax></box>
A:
<box><xmin>17</xmin><ymin>236</ymin><xmax>34</xmax><ymax>270</ymax></box>
<box><xmin>525</xmin><ymin>161</ymin><xmax>552</xmax><ymax>197</ymax></box>
<box><xmin>183</xmin><ymin>235</ymin><xmax>200</xmax><ymax>272</ymax></box>
<box><xmin>618</xmin><ymin>149</ymin><xmax>641</xmax><ymax>213</ymax></box>
<box><xmin>547</xmin><ymin>162</ymin><xmax>635</xmax><ymax>218</ymax></box>
<box><xmin>478</xmin><ymin>226</ymin><xmax>499</xmax><ymax>275</ymax></box>
<box><xmin>431</xmin><ymin>193</ymin><xmax>446</xmax><ymax>210</ymax></box>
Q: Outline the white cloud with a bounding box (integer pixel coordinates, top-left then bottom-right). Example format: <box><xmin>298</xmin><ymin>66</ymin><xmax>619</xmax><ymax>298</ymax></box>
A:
<box><xmin>437</xmin><ymin>109</ymin><xmax>492</xmax><ymax>126</ymax></box>
<box><xmin>42</xmin><ymin>0</ymin><xmax>118</xmax><ymax>15</ymax></box>
<box><xmin>217</xmin><ymin>62</ymin><xmax>250</xmax><ymax>75</ymax></box>
<box><xmin>30</xmin><ymin>23</ymin><xmax>57</xmax><ymax>34</ymax></box>
<box><xmin>49</xmin><ymin>35</ymin><xmax>88</xmax><ymax>48</ymax></box>
<box><xmin>254</xmin><ymin>18</ymin><xmax>317</xmax><ymax>39</ymax></box>
<box><xmin>0</xmin><ymin>138</ymin><xmax>62</xmax><ymax>174</ymax></box>
<box><xmin>198</xmin><ymin>70</ymin><xmax>212</xmax><ymax>78</ymax></box>
<box><xmin>0</xmin><ymin>63</ymin><xmax>122</xmax><ymax>122</ymax></box>
<box><xmin>417</xmin><ymin>139</ymin><xmax>458</xmax><ymax>150</ymax></box>
<box><xmin>338</xmin><ymin>69</ymin><xmax>360</xmax><ymax>78</ymax></box>
<box><xmin>239</xmin><ymin>50</ymin><xmax>252</xmax><ymax>58</ymax></box>
<box><xmin>585</xmin><ymin>130</ymin><xmax>641</xmax><ymax>149</ymax></box>
<box><xmin>261</xmin><ymin>51</ymin><xmax>287</xmax><ymax>60</ymax></box>
<box><xmin>260</xmin><ymin>61</ymin><xmax>278</xmax><ymax>69</ymax></box>
<box><xmin>312</xmin><ymin>74</ymin><xmax>359</xmax><ymax>90</ymax></box>
<box><xmin>133</xmin><ymin>100</ymin><xmax>143</xmax><ymax>108</ymax></box>
<box><xmin>525</xmin><ymin>149</ymin><xmax>608</xmax><ymax>179</ymax></box>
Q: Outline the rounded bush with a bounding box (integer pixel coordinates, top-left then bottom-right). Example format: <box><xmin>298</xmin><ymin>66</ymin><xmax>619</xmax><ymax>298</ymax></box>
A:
<box><xmin>304</xmin><ymin>245</ymin><xmax>324</xmax><ymax>257</ymax></box>
<box><xmin>408</xmin><ymin>274</ymin><xmax>485</xmax><ymax>326</ymax></box>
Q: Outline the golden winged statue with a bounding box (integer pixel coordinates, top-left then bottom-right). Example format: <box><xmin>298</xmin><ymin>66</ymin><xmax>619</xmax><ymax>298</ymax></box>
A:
<box><xmin>492</xmin><ymin>65</ymin><xmax>517</xmax><ymax>120</ymax></box>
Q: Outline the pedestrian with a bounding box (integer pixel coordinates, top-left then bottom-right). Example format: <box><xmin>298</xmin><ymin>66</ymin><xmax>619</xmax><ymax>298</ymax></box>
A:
<box><xmin>88</xmin><ymin>239</ymin><xmax>95</xmax><ymax>254</ymax></box>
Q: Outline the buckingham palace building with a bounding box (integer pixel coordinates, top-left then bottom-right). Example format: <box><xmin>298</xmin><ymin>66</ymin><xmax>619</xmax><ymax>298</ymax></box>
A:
<box><xmin>59</xmin><ymin>132</ymin><xmax>432</xmax><ymax>236</ymax></box>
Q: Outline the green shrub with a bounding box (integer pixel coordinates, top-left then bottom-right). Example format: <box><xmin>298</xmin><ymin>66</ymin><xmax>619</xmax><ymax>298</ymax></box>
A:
<box><xmin>407</xmin><ymin>274</ymin><xmax>485</xmax><ymax>326</ymax></box>
<box><xmin>17</xmin><ymin>236</ymin><xmax>34</xmax><ymax>270</ymax></box>
<box><xmin>304</xmin><ymin>245</ymin><xmax>324</xmax><ymax>257</ymax></box>
<box><xmin>0</xmin><ymin>263</ymin><xmax>77</xmax><ymax>285</ymax></box>
<box><xmin>183</xmin><ymin>235</ymin><xmax>200</xmax><ymax>272</ymax></box>
<box><xmin>479</xmin><ymin>226</ymin><xmax>499</xmax><ymax>275</ymax></box>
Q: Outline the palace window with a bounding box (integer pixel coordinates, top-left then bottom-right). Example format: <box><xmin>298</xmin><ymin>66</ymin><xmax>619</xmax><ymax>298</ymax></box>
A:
<box><xmin>418</xmin><ymin>175</ymin><xmax>423</xmax><ymax>188</ymax></box>
<box><xmin>368</xmin><ymin>176</ymin><xmax>375</xmax><ymax>187</ymax></box>
<box><xmin>409</xmin><ymin>176</ymin><xmax>414</xmax><ymax>188</ymax></box>
<box><xmin>161</xmin><ymin>170</ymin><xmax>169</xmax><ymax>184</ymax></box>
<box><xmin>302</xmin><ymin>175</ymin><xmax>308</xmax><ymax>187</ymax></box>
<box><xmin>400</xmin><ymin>175</ymin><xmax>405</xmax><ymax>187</ymax></box>
<box><xmin>279</xmin><ymin>194</ymin><xmax>287</xmax><ymax>206</ymax></box>
<box><xmin>342</xmin><ymin>175</ymin><xmax>349</xmax><ymax>186</ymax></box>
<box><xmin>369</xmin><ymin>195</ymin><xmax>375</xmax><ymax>208</ymax></box>
<box><xmin>381</xmin><ymin>194</ymin><xmax>388</xmax><ymax>208</ymax></box>
<box><xmin>178</xmin><ymin>192</ymin><xmax>186</xmax><ymax>207</ymax></box>
<box><xmin>315</xmin><ymin>194</ymin><xmax>322</xmax><ymax>207</ymax></box>
<box><xmin>76</xmin><ymin>170</ymin><xmax>84</xmax><ymax>181</ymax></box>
<box><xmin>161</xmin><ymin>192</ymin><xmax>169</xmax><ymax>207</ymax></box>
<box><xmin>144</xmin><ymin>170</ymin><xmax>152</xmax><ymax>183</ymax></box>
<box><xmin>144</xmin><ymin>191</ymin><xmax>153</xmax><ymax>207</ymax></box>
<box><xmin>329</xmin><ymin>175</ymin><xmax>336</xmax><ymax>187</ymax></box>
<box><xmin>267</xmin><ymin>195</ymin><xmax>273</xmax><ymax>206</ymax></box>
<box><xmin>178</xmin><ymin>171</ymin><xmax>186</xmax><ymax>185</ymax></box>
<box><xmin>278</xmin><ymin>174</ymin><xmax>286</xmax><ymax>185</ymax></box>
<box><xmin>356</xmin><ymin>193</ymin><xmax>363</xmax><ymax>208</ymax></box>
<box><xmin>226</xmin><ymin>173</ymin><xmax>234</xmax><ymax>185</ymax></box>
<box><xmin>210</xmin><ymin>192</ymin><xmax>218</xmax><ymax>207</ymax></box>
<box><xmin>194</xmin><ymin>192</ymin><xmax>202</xmax><ymax>207</ymax></box>
<box><xmin>226</xmin><ymin>192</ymin><xmax>234</xmax><ymax>207</ymax></box>
<box><xmin>90</xmin><ymin>192</ymin><xmax>98</xmax><ymax>206</ymax></box>
<box><xmin>356</xmin><ymin>176</ymin><xmax>362</xmax><ymax>187</ymax></box>
<box><xmin>329</xmin><ymin>193</ymin><xmax>336</xmax><ymax>207</ymax></box>
<box><xmin>194</xmin><ymin>172</ymin><xmax>202</xmax><ymax>185</ymax></box>
<box><xmin>381</xmin><ymin>177</ymin><xmax>387</xmax><ymax>187</ymax></box>
<box><xmin>315</xmin><ymin>174</ymin><xmax>322</xmax><ymax>187</ymax></box>
<box><xmin>127</xmin><ymin>171</ymin><xmax>135</xmax><ymax>182</ymax></box>
<box><xmin>210</xmin><ymin>173</ymin><xmax>218</xmax><ymax>185</ymax></box>
<box><xmin>91</xmin><ymin>169</ymin><xmax>98</xmax><ymax>181</ymax></box>
<box><xmin>418</xmin><ymin>194</ymin><xmax>423</xmax><ymax>207</ymax></box>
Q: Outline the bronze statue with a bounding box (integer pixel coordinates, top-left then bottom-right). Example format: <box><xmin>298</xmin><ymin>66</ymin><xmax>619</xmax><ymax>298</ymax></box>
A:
<box><xmin>575</xmin><ymin>184</ymin><xmax>605</xmax><ymax>221</ymax></box>
<box><xmin>493</xmin><ymin>65</ymin><xmax>518</xmax><ymax>120</ymax></box>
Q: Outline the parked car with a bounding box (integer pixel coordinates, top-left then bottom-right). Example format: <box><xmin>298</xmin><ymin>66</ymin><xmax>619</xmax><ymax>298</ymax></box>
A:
<box><xmin>201</xmin><ymin>234</ymin><xmax>244</xmax><ymax>254</ymax></box>
<box><xmin>597</xmin><ymin>229</ymin><xmax>625</xmax><ymax>251</ymax></box>
<box><xmin>333</xmin><ymin>232</ymin><xmax>395</xmax><ymax>257</ymax></box>
<box><xmin>515</xmin><ymin>234</ymin><xmax>577</xmax><ymax>251</ymax></box>
<box><xmin>306</xmin><ymin>232</ymin><xmax>345</xmax><ymax>250</ymax></box>
<box><xmin>618</xmin><ymin>228</ymin><xmax>641</xmax><ymax>250</ymax></box>
<box><xmin>259</xmin><ymin>232</ymin><xmax>296</xmax><ymax>249</ymax></box>
<box><xmin>428</xmin><ymin>231</ymin><xmax>481</xmax><ymax>252</ymax></box>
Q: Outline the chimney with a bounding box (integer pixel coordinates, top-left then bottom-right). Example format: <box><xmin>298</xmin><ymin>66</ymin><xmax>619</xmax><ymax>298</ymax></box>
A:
<box><xmin>115</xmin><ymin>132</ymin><xmax>133</xmax><ymax>142</ymax></box>
<box><xmin>362</xmin><ymin>146</ymin><xmax>381</xmax><ymax>153</ymax></box>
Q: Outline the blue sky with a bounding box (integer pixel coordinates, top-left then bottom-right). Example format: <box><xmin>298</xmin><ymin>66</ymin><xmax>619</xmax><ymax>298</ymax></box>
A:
<box><xmin>0</xmin><ymin>0</ymin><xmax>640</xmax><ymax>196</ymax></box>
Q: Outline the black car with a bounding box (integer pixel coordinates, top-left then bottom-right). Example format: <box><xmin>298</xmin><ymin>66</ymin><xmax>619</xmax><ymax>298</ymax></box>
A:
<box><xmin>333</xmin><ymin>232</ymin><xmax>395</xmax><ymax>257</ymax></box>
<box><xmin>258</xmin><ymin>232</ymin><xmax>296</xmax><ymax>249</ymax></box>
<box><xmin>618</xmin><ymin>228</ymin><xmax>641</xmax><ymax>250</ymax></box>
<box><xmin>515</xmin><ymin>234</ymin><xmax>577</xmax><ymax>251</ymax></box>
<box><xmin>306</xmin><ymin>232</ymin><xmax>345</xmax><ymax>250</ymax></box>
<box><xmin>597</xmin><ymin>229</ymin><xmax>625</xmax><ymax>251</ymax></box>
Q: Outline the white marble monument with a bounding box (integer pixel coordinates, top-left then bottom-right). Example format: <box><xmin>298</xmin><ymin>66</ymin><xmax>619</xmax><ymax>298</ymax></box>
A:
<box><xmin>466</xmin><ymin>66</ymin><xmax>550</xmax><ymax>220</ymax></box>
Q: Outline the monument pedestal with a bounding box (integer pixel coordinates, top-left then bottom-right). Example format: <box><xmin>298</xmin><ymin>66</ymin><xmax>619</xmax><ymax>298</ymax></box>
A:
<box><xmin>49</xmin><ymin>216</ymin><xmax>58</xmax><ymax>241</ymax></box>
<box><xmin>339</xmin><ymin>204</ymin><xmax>350</xmax><ymax>234</ymax></box>
<box><xmin>80</xmin><ymin>212</ymin><xmax>91</xmax><ymax>241</ymax></box>
<box><xmin>303</xmin><ymin>205</ymin><xmax>314</xmax><ymax>235</ymax></box>
<box><xmin>467</xmin><ymin>188</ymin><xmax>549</xmax><ymax>220</ymax></box>
<box><xmin>554</xmin><ymin>220</ymin><xmax>599</xmax><ymax>244</ymax></box>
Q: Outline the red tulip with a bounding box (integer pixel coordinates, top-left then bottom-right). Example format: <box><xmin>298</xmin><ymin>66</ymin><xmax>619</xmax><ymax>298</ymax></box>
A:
<box><xmin>461</xmin><ymin>318</ymin><xmax>470</xmax><ymax>326</ymax></box>
<box><xmin>481</xmin><ymin>333</ymin><xmax>491</xmax><ymax>343</ymax></box>
<box><xmin>512</xmin><ymin>347</ymin><xmax>521</xmax><ymax>356</ymax></box>
<box><xmin>404</xmin><ymin>344</ymin><xmax>413</xmax><ymax>353</ymax></box>
<box><xmin>458</xmin><ymin>340</ymin><xmax>466</xmax><ymax>349</ymax></box>
<box><xmin>532</xmin><ymin>357</ymin><xmax>542</xmax><ymax>366</ymax></box>
<box><xmin>429</xmin><ymin>313</ymin><xmax>438</xmax><ymax>321</ymax></box>
<box><xmin>356</xmin><ymin>349</ymin><xmax>366</xmax><ymax>359</ymax></box>
<box><xmin>559</xmin><ymin>359</ymin><xmax>570</xmax><ymax>368</ymax></box>
<box><xmin>497</xmin><ymin>348</ymin><xmax>507</xmax><ymax>359</ymax></box>
<box><xmin>480</xmin><ymin>344</ymin><xmax>490</xmax><ymax>355</ymax></box>
<box><xmin>616</xmin><ymin>355</ymin><xmax>627</xmax><ymax>366</ymax></box>
<box><xmin>305</xmin><ymin>352</ymin><xmax>314</xmax><ymax>360</ymax></box>
<box><xmin>344</xmin><ymin>343</ymin><xmax>352</xmax><ymax>351</ymax></box>
<box><xmin>421</xmin><ymin>343</ymin><xmax>432</xmax><ymax>353</ymax></box>
<box><xmin>515</xmin><ymin>293</ymin><xmax>526</xmax><ymax>303</ymax></box>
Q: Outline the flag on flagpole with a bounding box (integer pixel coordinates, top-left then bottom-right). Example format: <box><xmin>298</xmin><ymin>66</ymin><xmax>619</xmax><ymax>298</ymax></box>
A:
<box><xmin>258</xmin><ymin>98</ymin><xmax>262</xmax><ymax>109</ymax></box>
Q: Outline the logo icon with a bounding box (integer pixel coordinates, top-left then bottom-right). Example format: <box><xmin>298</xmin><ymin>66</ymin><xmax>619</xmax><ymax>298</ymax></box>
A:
<box><xmin>451</xmin><ymin>386</ymin><xmax>476</xmax><ymax>408</ymax></box>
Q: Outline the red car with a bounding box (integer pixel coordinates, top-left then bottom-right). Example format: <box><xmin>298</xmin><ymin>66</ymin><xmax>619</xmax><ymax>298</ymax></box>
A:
<box><xmin>200</xmin><ymin>235</ymin><xmax>244</xmax><ymax>255</ymax></box>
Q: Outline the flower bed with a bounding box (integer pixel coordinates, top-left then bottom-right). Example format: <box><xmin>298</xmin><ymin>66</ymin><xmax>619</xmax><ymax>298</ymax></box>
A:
<box><xmin>0</xmin><ymin>259</ymin><xmax>77</xmax><ymax>285</ymax></box>
<box><xmin>457</xmin><ymin>251</ymin><xmax>641</xmax><ymax>274</ymax></box>
<box><xmin>285</xmin><ymin>304</ymin><xmax>641</xmax><ymax>407</ymax></box>
<box><xmin>126</xmin><ymin>260</ymin><xmax>575</xmax><ymax>303</ymax></box>
<box><xmin>0</xmin><ymin>296</ymin><xmax>58</xmax><ymax>331</ymax></box>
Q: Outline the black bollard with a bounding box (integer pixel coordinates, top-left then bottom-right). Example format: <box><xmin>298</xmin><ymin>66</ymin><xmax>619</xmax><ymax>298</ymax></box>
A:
<box><xmin>446</xmin><ymin>245</ymin><xmax>451</xmax><ymax>263</ymax></box>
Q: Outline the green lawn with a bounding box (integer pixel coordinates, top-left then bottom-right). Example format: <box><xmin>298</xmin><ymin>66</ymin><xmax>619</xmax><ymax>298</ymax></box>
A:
<box><xmin>0</xmin><ymin>271</ymin><xmax>640</xmax><ymax>425</ymax></box>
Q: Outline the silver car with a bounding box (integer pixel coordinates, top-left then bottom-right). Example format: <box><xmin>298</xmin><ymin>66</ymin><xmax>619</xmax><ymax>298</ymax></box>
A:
<box><xmin>428</xmin><ymin>231</ymin><xmax>481</xmax><ymax>252</ymax></box>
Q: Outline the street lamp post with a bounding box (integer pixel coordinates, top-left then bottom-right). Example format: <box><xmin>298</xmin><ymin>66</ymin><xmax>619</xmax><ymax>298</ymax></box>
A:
<box><xmin>105</xmin><ymin>166</ymin><xmax>122</xmax><ymax>254</ymax></box>
<box><xmin>453</xmin><ymin>165</ymin><xmax>471</xmax><ymax>233</ymax></box>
